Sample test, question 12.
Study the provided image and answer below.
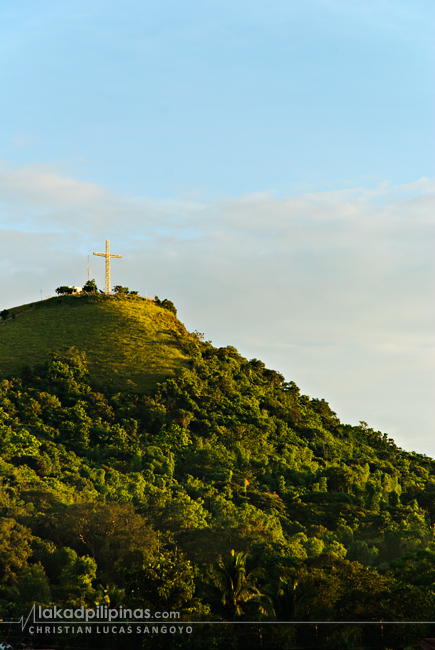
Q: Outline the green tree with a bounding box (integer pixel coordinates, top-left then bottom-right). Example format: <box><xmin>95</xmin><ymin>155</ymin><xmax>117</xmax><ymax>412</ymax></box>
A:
<box><xmin>55</xmin><ymin>550</ymin><xmax>97</xmax><ymax>606</ymax></box>
<box><xmin>82</xmin><ymin>278</ymin><xmax>98</xmax><ymax>293</ymax></box>
<box><xmin>123</xmin><ymin>549</ymin><xmax>197</xmax><ymax>611</ymax></box>
<box><xmin>267</xmin><ymin>575</ymin><xmax>323</xmax><ymax>623</ymax></box>
<box><xmin>163</xmin><ymin>495</ymin><xmax>209</xmax><ymax>532</ymax></box>
<box><xmin>0</xmin><ymin>518</ymin><xmax>34</xmax><ymax>586</ymax></box>
<box><xmin>43</xmin><ymin>502</ymin><xmax>157</xmax><ymax>580</ymax></box>
<box><xmin>211</xmin><ymin>549</ymin><xmax>269</xmax><ymax>618</ymax></box>
<box><xmin>8</xmin><ymin>564</ymin><xmax>51</xmax><ymax>609</ymax></box>
<box><xmin>55</xmin><ymin>286</ymin><xmax>75</xmax><ymax>295</ymax></box>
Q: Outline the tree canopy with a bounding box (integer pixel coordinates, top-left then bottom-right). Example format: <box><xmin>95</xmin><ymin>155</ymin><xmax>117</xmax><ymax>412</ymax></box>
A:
<box><xmin>0</xmin><ymin>331</ymin><xmax>434</xmax><ymax>648</ymax></box>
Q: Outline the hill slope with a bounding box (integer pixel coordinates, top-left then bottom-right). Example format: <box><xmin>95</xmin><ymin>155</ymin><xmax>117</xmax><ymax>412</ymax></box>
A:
<box><xmin>1</xmin><ymin>298</ymin><xmax>435</xmax><ymax>649</ymax></box>
<box><xmin>0</xmin><ymin>294</ymin><xmax>190</xmax><ymax>391</ymax></box>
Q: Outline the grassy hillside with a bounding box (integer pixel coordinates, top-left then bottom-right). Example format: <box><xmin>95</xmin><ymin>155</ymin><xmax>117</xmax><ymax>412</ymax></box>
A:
<box><xmin>0</xmin><ymin>293</ymin><xmax>190</xmax><ymax>391</ymax></box>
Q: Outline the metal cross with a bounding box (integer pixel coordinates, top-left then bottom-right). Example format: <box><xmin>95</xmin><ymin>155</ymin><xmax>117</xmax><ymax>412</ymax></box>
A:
<box><xmin>93</xmin><ymin>240</ymin><xmax>122</xmax><ymax>294</ymax></box>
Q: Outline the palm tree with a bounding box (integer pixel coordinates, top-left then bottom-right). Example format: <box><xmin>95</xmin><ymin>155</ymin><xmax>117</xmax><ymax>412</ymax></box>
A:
<box><xmin>212</xmin><ymin>549</ymin><xmax>271</xmax><ymax>618</ymax></box>
<box><xmin>94</xmin><ymin>582</ymin><xmax>125</xmax><ymax>607</ymax></box>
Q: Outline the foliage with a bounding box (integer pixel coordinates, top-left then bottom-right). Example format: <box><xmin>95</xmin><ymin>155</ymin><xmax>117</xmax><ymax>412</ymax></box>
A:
<box><xmin>210</xmin><ymin>549</ymin><xmax>269</xmax><ymax>618</ymax></box>
<box><xmin>112</xmin><ymin>286</ymin><xmax>139</xmax><ymax>295</ymax></box>
<box><xmin>154</xmin><ymin>296</ymin><xmax>177</xmax><ymax>315</ymax></box>
<box><xmin>82</xmin><ymin>279</ymin><xmax>98</xmax><ymax>293</ymax></box>
<box><xmin>1</xmin><ymin>300</ymin><xmax>435</xmax><ymax>648</ymax></box>
<box><xmin>55</xmin><ymin>286</ymin><xmax>75</xmax><ymax>295</ymax></box>
<box><xmin>124</xmin><ymin>549</ymin><xmax>197</xmax><ymax>610</ymax></box>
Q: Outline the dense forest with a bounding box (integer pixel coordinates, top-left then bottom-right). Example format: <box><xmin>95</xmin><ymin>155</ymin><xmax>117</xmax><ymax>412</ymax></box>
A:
<box><xmin>0</xmin><ymin>307</ymin><xmax>435</xmax><ymax>649</ymax></box>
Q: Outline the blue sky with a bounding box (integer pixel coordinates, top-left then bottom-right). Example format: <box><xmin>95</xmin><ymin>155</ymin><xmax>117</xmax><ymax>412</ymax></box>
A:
<box><xmin>2</xmin><ymin>0</ymin><xmax>433</xmax><ymax>195</ymax></box>
<box><xmin>1</xmin><ymin>0</ymin><xmax>434</xmax><ymax>454</ymax></box>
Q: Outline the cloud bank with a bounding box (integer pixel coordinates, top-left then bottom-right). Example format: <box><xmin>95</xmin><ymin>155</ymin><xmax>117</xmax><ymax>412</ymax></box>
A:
<box><xmin>1</xmin><ymin>162</ymin><xmax>434</xmax><ymax>455</ymax></box>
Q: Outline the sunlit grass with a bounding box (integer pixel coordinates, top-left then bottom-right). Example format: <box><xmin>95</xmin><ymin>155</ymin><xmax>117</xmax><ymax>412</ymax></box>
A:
<box><xmin>0</xmin><ymin>295</ymin><xmax>191</xmax><ymax>391</ymax></box>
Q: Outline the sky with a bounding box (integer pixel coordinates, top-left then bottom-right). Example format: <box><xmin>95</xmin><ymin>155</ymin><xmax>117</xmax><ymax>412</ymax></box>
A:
<box><xmin>1</xmin><ymin>0</ymin><xmax>434</xmax><ymax>455</ymax></box>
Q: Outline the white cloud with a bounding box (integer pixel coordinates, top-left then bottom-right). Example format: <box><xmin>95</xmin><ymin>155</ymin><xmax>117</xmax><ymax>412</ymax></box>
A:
<box><xmin>0</xmin><ymin>162</ymin><xmax>434</xmax><ymax>455</ymax></box>
<box><xmin>0</xmin><ymin>161</ymin><xmax>108</xmax><ymax>209</ymax></box>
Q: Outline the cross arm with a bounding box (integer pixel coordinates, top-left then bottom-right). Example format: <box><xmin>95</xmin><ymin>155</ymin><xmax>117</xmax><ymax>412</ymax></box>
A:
<box><xmin>109</xmin><ymin>254</ymin><xmax>122</xmax><ymax>258</ymax></box>
<box><xmin>93</xmin><ymin>252</ymin><xmax>105</xmax><ymax>257</ymax></box>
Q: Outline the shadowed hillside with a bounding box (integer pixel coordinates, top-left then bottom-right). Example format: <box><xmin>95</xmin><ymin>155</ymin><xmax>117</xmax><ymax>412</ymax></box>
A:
<box><xmin>0</xmin><ymin>294</ymin><xmax>190</xmax><ymax>391</ymax></box>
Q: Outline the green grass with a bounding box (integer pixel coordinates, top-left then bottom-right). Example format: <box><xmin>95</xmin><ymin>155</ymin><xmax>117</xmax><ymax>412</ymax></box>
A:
<box><xmin>0</xmin><ymin>294</ymin><xmax>191</xmax><ymax>392</ymax></box>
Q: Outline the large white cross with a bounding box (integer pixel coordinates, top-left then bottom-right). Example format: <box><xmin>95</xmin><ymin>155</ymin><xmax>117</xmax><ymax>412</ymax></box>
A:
<box><xmin>93</xmin><ymin>240</ymin><xmax>122</xmax><ymax>294</ymax></box>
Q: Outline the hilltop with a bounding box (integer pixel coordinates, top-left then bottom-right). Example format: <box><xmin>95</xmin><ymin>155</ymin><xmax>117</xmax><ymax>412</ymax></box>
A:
<box><xmin>0</xmin><ymin>293</ymin><xmax>190</xmax><ymax>392</ymax></box>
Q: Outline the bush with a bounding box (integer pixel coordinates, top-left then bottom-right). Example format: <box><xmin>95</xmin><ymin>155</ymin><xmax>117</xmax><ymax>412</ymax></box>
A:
<box><xmin>154</xmin><ymin>296</ymin><xmax>177</xmax><ymax>316</ymax></box>
<box><xmin>113</xmin><ymin>285</ymin><xmax>129</xmax><ymax>294</ymax></box>
<box><xmin>55</xmin><ymin>286</ymin><xmax>76</xmax><ymax>295</ymax></box>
